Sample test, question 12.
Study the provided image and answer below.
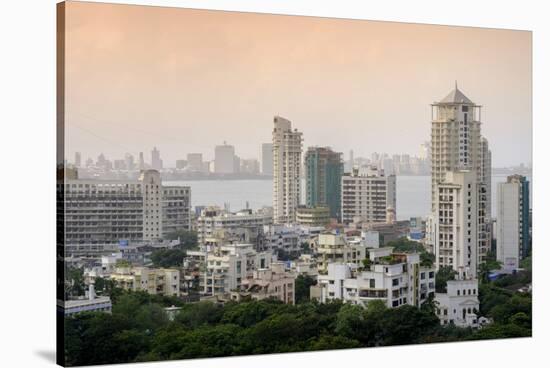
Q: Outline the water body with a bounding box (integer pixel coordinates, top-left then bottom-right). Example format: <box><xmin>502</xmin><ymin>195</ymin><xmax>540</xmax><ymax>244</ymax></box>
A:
<box><xmin>165</xmin><ymin>174</ymin><xmax>531</xmax><ymax>220</ymax></box>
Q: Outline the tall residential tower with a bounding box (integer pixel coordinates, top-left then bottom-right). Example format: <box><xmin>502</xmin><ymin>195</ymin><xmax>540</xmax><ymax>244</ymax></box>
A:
<box><xmin>496</xmin><ymin>175</ymin><xmax>530</xmax><ymax>270</ymax></box>
<box><xmin>305</xmin><ymin>147</ymin><xmax>343</xmax><ymax>220</ymax></box>
<box><xmin>272</xmin><ymin>116</ymin><xmax>303</xmax><ymax>224</ymax></box>
<box><xmin>429</xmin><ymin>84</ymin><xmax>491</xmax><ymax>270</ymax></box>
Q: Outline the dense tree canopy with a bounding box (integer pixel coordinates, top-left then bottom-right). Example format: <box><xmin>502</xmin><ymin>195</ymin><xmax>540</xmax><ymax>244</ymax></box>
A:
<box><xmin>163</xmin><ymin>230</ymin><xmax>198</xmax><ymax>249</ymax></box>
<box><xmin>150</xmin><ymin>248</ymin><xmax>186</xmax><ymax>268</ymax></box>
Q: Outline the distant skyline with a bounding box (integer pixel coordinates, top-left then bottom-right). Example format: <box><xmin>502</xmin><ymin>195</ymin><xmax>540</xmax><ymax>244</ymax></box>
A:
<box><xmin>64</xmin><ymin>2</ymin><xmax>532</xmax><ymax>168</ymax></box>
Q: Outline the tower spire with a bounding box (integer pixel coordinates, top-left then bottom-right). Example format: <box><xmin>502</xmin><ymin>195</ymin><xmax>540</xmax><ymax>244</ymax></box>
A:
<box><xmin>455</xmin><ymin>80</ymin><xmax>458</xmax><ymax>90</ymax></box>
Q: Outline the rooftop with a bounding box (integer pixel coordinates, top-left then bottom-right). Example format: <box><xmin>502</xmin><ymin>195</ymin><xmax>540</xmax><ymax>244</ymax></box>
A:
<box><xmin>437</xmin><ymin>82</ymin><xmax>474</xmax><ymax>105</ymax></box>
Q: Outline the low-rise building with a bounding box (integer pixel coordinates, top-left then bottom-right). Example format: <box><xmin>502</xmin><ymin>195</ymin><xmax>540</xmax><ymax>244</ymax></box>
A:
<box><xmin>263</xmin><ymin>224</ymin><xmax>324</xmax><ymax>254</ymax></box>
<box><xmin>58</xmin><ymin>282</ymin><xmax>112</xmax><ymax>316</ymax></box>
<box><xmin>434</xmin><ymin>269</ymin><xmax>480</xmax><ymax>328</ymax></box>
<box><xmin>202</xmin><ymin>243</ymin><xmax>271</xmax><ymax>296</ymax></box>
<box><xmin>316</xmin><ymin>233</ymin><xmax>364</xmax><ymax>275</ymax></box>
<box><xmin>296</xmin><ymin>206</ymin><xmax>330</xmax><ymax>227</ymax></box>
<box><xmin>196</xmin><ymin>207</ymin><xmax>272</xmax><ymax>245</ymax></box>
<box><xmin>314</xmin><ymin>248</ymin><xmax>435</xmax><ymax>308</ymax></box>
<box><xmin>231</xmin><ymin>262</ymin><xmax>295</xmax><ymax>304</ymax></box>
<box><xmin>110</xmin><ymin>266</ymin><xmax>180</xmax><ymax>296</ymax></box>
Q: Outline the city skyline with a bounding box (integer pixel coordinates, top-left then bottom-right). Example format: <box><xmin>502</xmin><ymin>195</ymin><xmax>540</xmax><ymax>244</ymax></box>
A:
<box><xmin>64</xmin><ymin>2</ymin><xmax>531</xmax><ymax>168</ymax></box>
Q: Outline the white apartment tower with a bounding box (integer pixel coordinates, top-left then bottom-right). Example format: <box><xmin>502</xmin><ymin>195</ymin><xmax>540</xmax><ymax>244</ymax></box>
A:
<box><xmin>432</xmin><ymin>171</ymin><xmax>483</xmax><ymax>275</ymax></box>
<box><xmin>272</xmin><ymin>116</ymin><xmax>303</xmax><ymax>224</ymax></box>
<box><xmin>341</xmin><ymin>165</ymin><xmax>396</xmax><ymax>225</ymax></box>
<box><xmin>430</xmin><ymin>84</ymin><xmax>491</xmax><ymax>264</ymax></box>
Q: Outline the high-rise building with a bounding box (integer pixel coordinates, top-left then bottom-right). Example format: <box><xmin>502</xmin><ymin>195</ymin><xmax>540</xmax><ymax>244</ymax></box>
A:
<box><xmin>430</xmin><ymin>84</ymin><xmax>483</xmax><ymax>208</ymax></box>
<box><xmin>430</xmin><ymin>84</ymin><xmax>491</xmax><ymax>264</ymax></box>
<box><xmin>348</xmin><ymin>150</ymin><xmax>354</xmax><ymax>172</ymax></box>
<box><xmin>74</xmin><ymin>152</ymin><xmax>81</xmax><ymax>168</ymax></box>
<box><xmin>272</xmin><ymin>116</ymin><xmax>303</xmax><ymax>224</ymax></box>
<box><xmin>186</xmin><ymin>153</ymin><xmax>203</xmax><ymax>172</ymax></box>
<box><xmin>431</xmin><ymin>171</ymin><xmax>485</xmax><ymax>275</ymax></box>
<box><xmin>240</xmin><ymin>159</ymin><xmax>260</xmax><ymax>174</ymax></box>
<box><xmin>341</xmin><ymin>165</ymin><xmax>396</xmax><ymax>225</ymax></box>
<box><xmin>261</xmin><ymin>143</ymin><xmax>273</xmax><ymax>176</ymax></box>
<box><xmin>125</xmin><ymin>153</ymin><xmax>135</xmax><ymax>171</ymax></box>
<box><xmin>304</xmin><ymin>147</ymin><xmax>343</xmax><ymax>220</ymax></box>
<box><xmin>214</xmin><ymin>142</ymin><xmax>236</xmax><ymax>174</ymax></box>
<box><xmin>175</xmin><ymin>159</ymin><xmax>187</xmax><ymax>169</ymax></box>
<box><xmin>479</xmin><ymin>137</ymin><xmax>492</xmax><ymax>217</ymax></box>
<box><xmin>138</xmin><ymin>152</ymin><xmax>145</xmax><ymax>170</ymax></box>
<box><xmin>151</xmin><ymin>147</ymin><xmax>162</xmax><ymax>170</ymax></box>
<box><xmin>496</xmin><ymin>175</ymin><xmax>530</xmax><ymax>270</ymax></box>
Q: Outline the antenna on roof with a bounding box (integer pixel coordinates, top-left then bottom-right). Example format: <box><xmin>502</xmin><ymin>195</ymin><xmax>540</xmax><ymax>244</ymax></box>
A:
<box><xmin>455</xmin><ymin>80</ymin><xmax>458</xmax><ymax>90</ymax></box>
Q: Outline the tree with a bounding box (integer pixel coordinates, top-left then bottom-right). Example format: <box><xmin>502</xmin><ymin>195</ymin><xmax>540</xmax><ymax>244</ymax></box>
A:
<box><xmin>65</xmin><ymin>266</ymin><xmax>85</xmax><ymax>298</ymax></box>
<box><xmin>150</xmin><ymin>248</ymin><xmax>186</xmax><ymax>268</ymax></box>
<box><xmin>163</xmin><ymin>230</ymin><xmax>198</xmax><ymax>249</ymax></box>
<box><xmin>294</xmin><ymin>274</ymin><xmax>317</xmax><ymax>304</ymax></box>
<box><xmin>435</xmin><ymin>266</ymin><xmax>457</xmax><ymax>293</ymax></box>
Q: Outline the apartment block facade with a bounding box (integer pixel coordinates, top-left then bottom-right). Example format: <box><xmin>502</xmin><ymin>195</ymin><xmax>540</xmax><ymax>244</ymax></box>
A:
<box><xmin>272</xmin><ymin>116</ymin><xmax>303</xmax><ymax>224</ymax></box>
<box><xmin>304</xmin><ymin>146</ymin><xmax>344</xmax><ymax>220</ymax></box>
<box><xmin>496</xmin><ymin>175</ymin><xmax>531</xmax><ymax>270</ymax></box>
<box><xmin>61</xmin><ymin>170</ymin><xmax>191</xmax><ymax>254</ymax></box>
<box><xmin>341</xmin><ymin>166</ymin><xmax>396</xmax><ymax>225</ymax></box>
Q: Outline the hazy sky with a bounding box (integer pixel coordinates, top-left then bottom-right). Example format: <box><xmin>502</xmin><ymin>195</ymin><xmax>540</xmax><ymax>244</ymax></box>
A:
<box><xmin>64</xmin><ymin>1</ymin><xmax>532</xmax><ymax>167</ymax></box>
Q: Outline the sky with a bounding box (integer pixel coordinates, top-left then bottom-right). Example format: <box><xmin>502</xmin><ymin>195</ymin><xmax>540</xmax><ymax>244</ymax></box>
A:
<box><xmin>63</xmin><ymin>1</ymin><xmax>532</xmax><ymax>167</ymax></box>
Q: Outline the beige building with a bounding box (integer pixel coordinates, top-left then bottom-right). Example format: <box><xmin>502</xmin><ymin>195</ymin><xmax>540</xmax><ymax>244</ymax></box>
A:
<box><xmin>196</xmin><ymin>206</ymin><xmax>272</xmax><ymax>245</ymax></box>
<box><xmin>110</xmin><ymin>266</ymin><xmax>180</xmax><ymax>296</ymax></box>
<box><xmin>231</xmin><ymin>262</ymin><xmax>295</xmax><ymax>304</ymax></box>
<box><xmin>316</xmin><ymin>233</ymin><xmax>363</xmax><ymax>275</ymax></box>
<box><xmin>272</xmin><ymin>116</ymin><xmax>303</xmax><ymax>224</ymax></box>
<box><xmin>296</xmin><ymin>206</ymin><xmax>330</xmax><ymax>227</ymax></box>
<box><xmin>430</xmin><ymin>85</ymin><xmax>491</xmax><ymax>264</ymax></box>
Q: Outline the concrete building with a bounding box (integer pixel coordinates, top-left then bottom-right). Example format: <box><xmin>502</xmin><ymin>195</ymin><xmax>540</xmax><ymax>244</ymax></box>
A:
<box><xmin>430</xmin><ymin>85</ymin><xmax>491</xmax><ymax>264</ymax></box>
<box><xmin>261</xmin><ymin>143</ymin><xmax>273</xmax><ymax>176</ymax></box>
<box><xmin>231</xmin><ymin>262</ymin><xmax>295</xmax><ymax>304</ymax></box>
<box><xmin>296</xmin><ymin>206</ymin><xmax>330</xmax><ymax>227</ymax></box>
<box><xmin>110</xmin><ymin>266</ymin><xmax>180</xmax><ymax>296</ymax></box>
<box><xmin>496</xmin><ymin>175</ymin><xmax>531</xmax><ymax>270</ymax></box>
<box><xmin>431</xmin><ymin>171</ymin><xmax>487</xmax><ymax>275</ymax></box>
<box><xmin>480</xmin><ymin>137</ymin><xmax>492</xmax><ymax>217</ymax></box>
<box><xmin>341</xmin><ymin>166</ymin><xmax>396</xmax><ymax>225</ymax></box>
<box><xmin>305</xmin><ymin>146</ymin><xmax>344</xmax><ymax>220</ymax></box>
<box><xmin>175</xmin><ymin>159</ymin><xmax>187</xmax><ymax>169</ymax></box>
<box><xmin>186</xmin><ymin>153</ymin><xmax>203</xmax><ymax>172</ymax></box>
<box><xmin>272</xmin><ymin>116</ymin><xmax>303</xmax><ymax>224</ymax></box>
<box><xmin>74</xmin><ymin>152</ymin><xmax>81</xmax><ymax>168</ymax></box>
<box><xmin>215</xmin><ymin>142</ymin><xmax>236</xmax><ymax>174</ymax></box>
<box><xmin>196</xmin><ymin>207</ymin><xmax>272</xmax><ymax>245</ymax></box>
<box><xmin>61</xmin><ymin>169</ymin><xmax>191</xmax><ymax>254</ymax></box>
<box><xmin>240</xmin><ymin>158</ymin><xmax>260</xmax><ymax>174</ymax></box>
<box><xmin>430</xmin><ymin>84</ymin><xmax>483</xmax><ymax>208</ymax></box>
<box><xmin>151</xmin><ymin>147</ymin><xmax>163</xmax><ymax>171</ymax></box>
<box><xmin>263</xmin><ymin>224</ymin><xmax>324</xmax><ymax>254</ymax></box>
<box><xmin>138</xmin><ymin>152</ymin><xmax>145</xmax><ymax>170</ymax></box>
<box><xmin>435</xmin><ymin>268</ymin><xmax>480</xmax><ymax>327</ymax></box>
<box><xmin>202</xmin><ymin>243</ymin><xmax>271</xmax><ymax>296</ymax></box>
<box><xmin>58</xmin><ymin>281</ymin><xmax>112</xmax><ymax>316</ymax></box>
<box><xmin>314</xmin><ymin>248</ymin><xmax>435</xmax><ymax>308</ymax></box>
<box><xmin>316</xmin><ymin>233</ymin><xmax>364</xmax><ymax>275</ymax></box>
